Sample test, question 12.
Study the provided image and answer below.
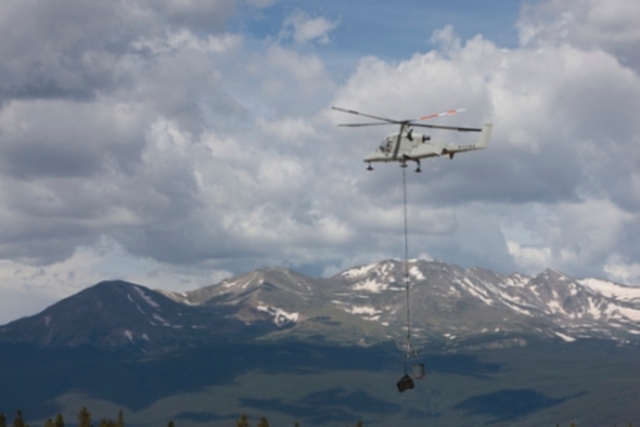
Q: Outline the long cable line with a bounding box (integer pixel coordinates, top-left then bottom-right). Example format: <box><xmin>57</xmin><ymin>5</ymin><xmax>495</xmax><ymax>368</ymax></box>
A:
<box><xmin>402</xmin><ymin>167</ymin><xmax>413</xmax><ymax>372</ymax></box>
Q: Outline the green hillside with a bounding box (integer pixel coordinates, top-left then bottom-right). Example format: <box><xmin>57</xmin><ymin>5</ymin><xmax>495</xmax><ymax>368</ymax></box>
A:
<box><xmin>1</xmin><ymin>338</ymin><xmax>639</xmax><ymax>427</ymax></box>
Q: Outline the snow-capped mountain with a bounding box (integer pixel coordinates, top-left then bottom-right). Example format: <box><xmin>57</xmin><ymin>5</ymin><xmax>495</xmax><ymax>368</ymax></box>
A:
<box><xmin>0</xmin><ymin>280</ymin><xmax>269</xmax><ymax>352</ymax></box>
<box><xmin>164</xmin><ymin>258</ymin><xmax>640</xmax><ymax>346</ymax></box>
<box><xmin>331</xmin><ymin>259</ymin><xmax>640</xmax><ymax>344</ymax></box>
<box><xmin>2</xmin><ymin>260</ymin><xmax>640</xmax><ymax>352</ymax></box>
<box><xmin>160</xmin><ymin>267</ymin><xmax>325</xmax><ymax>328</ymax></box>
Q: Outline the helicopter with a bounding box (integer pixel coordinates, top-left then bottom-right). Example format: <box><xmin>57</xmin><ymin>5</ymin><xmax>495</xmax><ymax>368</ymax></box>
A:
<box><xmin>332</xmin><ymin>106</ymin><xmax>492</xmax><ymax>172</ymax></box>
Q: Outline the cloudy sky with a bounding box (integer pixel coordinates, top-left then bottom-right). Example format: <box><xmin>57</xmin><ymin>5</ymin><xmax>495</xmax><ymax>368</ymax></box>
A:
<box><xmin>1</xmin><ymin>0</ymin><xmax>640</xmax><ymax>324</ymax></box>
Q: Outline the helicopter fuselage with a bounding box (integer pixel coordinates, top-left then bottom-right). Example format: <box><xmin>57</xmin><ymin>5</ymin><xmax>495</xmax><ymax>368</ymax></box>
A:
<box><xmin>364</xmin><ymin>132</ymin><xmax>441</xmax><ymax>163</ymax></box>
<box><xmin>364</xmin><ymin>123</ymin><xmax>492</xmax><ymax>165</ymax></box>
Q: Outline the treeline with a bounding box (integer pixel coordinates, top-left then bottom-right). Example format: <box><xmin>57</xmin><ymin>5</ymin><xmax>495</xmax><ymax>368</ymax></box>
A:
<box><xmin>235</xmin><ymin>413</ymin><xmax>362</xmax><ymax>427</ymax></box>
<box><xmin>0</xmin><ymin>408</ymin><xmax>125</xmax><ymax>427</ymax></box>
<box><xmin>3</xmin><ymin>410</ymin><xmax>634</xmax><ymax>427</ymax></box>
<box><xmin>557</xmin><ymin>424</ymin><xmax>633</xmax><ymax>427</ymax></box>
<box><xmin>0</xmin><ymin>409</ymin><xmax>364</xmax><ymax>427</ymax></box>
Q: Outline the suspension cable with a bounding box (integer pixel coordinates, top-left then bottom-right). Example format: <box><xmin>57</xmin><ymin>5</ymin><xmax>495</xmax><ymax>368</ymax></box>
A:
<box><xmin>402</xmin><ymin>167</ymin><xmax>413</xmax><ymax>361</ymax></box>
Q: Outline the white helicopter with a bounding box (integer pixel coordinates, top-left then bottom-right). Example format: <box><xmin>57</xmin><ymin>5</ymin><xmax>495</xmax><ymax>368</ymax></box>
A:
<box><xmin>332</xmin><ymin>106</ymin><xmax>492</xmax><ymax>172</ymax></box>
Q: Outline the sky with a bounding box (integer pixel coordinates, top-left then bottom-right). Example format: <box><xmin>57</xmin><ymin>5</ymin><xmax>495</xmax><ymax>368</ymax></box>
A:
<box><xmin>1</xmin><ymin>0</ymin><xmax>640</xmax><ymax>324</ymax></box>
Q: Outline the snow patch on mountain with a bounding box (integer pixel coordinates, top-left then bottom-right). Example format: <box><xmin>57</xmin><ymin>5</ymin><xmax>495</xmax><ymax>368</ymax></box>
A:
<box><xmin>455</xmin><ymin>277</ymin><xmax>494</xmax><ymax>305</ymax></box>
<box><xmin>410</xmin><ymin>266</ymin><xmax>424</xmax><ymax>280</ymax></box>
<box><xmin>504</xmin><ymin>274</ymin><xmax>529</xmax><ymax>287</ymax></box>
<box><xmin>152</xmin><ymin>313</ymin><xmax>172</xmax><ymax>327</ymax></box>
<box><xmin>134</xmin><ymin>286</ymin><xmax>160</xmax><ymax>309</ymax></box>
<box><xmin>256</xmin><ymin>305</ymin><xmax>299</xmax><ymax>327</ymax></box>
<box><xmin>554</xmin><ymin>331</ymin><xmax>575</xmax><ymax>342</ymax></box>
<box><xmin>352</xmin><ymin>278</ymin><xmax>389</xmax><ymax>293</ymax></box>
<box><xmin>579</xmin><ymin>278</ymin><xmax>640</xmax><ymax>302</ymax></box>
<box><xmin>342</xmin><ymin>264</ymin><xmax>377</xmax><ymax>278</ymax></box>
<box><xmin>614</xmin><ymin>306</ymin><xmax>640</xmax><ymax>322</ymax></box>
<box><xmin>346</xmin><ymin>305</ymin><xmax>383</xmax><ymax>321</ymax></box>
<box><xmin>222</xmin><ymin>278</ymin><xmax>241</xmax><ymax>288</ymax></box>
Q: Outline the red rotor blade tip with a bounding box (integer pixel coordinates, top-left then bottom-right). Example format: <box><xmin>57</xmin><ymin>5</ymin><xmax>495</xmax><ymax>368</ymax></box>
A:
<box><xmin>419</xmin><ymin>108</ymin><xmax>465</xmax><ymax>121</ymax></box>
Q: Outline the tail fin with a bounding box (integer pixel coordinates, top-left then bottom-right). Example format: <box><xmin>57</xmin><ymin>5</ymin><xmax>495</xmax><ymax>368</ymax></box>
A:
<box><xmin>477</xmin><ymin>123</ymin><xmax>492</xmax><ymax>149</ymax></box>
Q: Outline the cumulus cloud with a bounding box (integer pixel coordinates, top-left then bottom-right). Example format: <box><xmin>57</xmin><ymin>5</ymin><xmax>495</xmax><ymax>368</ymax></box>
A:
<box><xmin>280</xmin><ymin>11</ymin><xmax>338</xmax><ymax>46</ymax></box>
<box><xmin>2</xmin><ymin>0</ymin><xmax>640</xmax><ymax>323</ymax></box>
<box><xmin>517</xmin><ymin>0</ymin><xmax>640</xmax><ymax>69</ymax></box>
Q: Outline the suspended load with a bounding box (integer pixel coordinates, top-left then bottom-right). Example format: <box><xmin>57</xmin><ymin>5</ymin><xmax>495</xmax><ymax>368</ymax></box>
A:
<box><xmin>412</xmin><ymin>362</ymin><xmax>425</xmax><ymax>379</ymax></box>
<box><xmin>396</xmin><ymin>374</ymin><xmax>415</xmax><ymax>393</ymax></box>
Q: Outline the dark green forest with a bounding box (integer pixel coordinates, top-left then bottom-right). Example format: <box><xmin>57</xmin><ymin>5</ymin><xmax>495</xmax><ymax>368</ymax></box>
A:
<box><xmin>1</xmin><ymin>408</ymin><xmax>634</xmax><ymax>427</ymax></box>
<box><xmin>0</xmin><ymin>409</ymin><xmax>366</xmax><ymax>427</ymax></box>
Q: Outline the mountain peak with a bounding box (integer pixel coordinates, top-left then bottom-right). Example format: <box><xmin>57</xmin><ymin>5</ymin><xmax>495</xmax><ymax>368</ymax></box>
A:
<box><xmin>4</xmin><ymin>260</ymin><xmax>640</xmax><ymax>353</ymax></box>
<box><xmin>538</xmin><ymin>268</ymin><xmax>570</xmax><ymax>280</ymax></box>
<box><xmin>0</xmin><ymin>280</ymin><xmax>250</xmax><ymax>352</ymax></box>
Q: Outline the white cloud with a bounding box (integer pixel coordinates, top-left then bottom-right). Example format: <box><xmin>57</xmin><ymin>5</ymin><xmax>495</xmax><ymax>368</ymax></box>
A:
<box><xmin>517</xmin><ymin>0</ymin><xmax>640</xmax><ymax>69</ymax></box>
<box><xmin>2</xmin><ymin>0</ymin><xmax>640</xmax><ymax>323</ymax></box>
<box><xmin>133</xmin><ymin>30</ymin><xmax>243</xmax><ymax>55</ymax></box>
<box><xmin>280</xmin><ymin>11</ymin><xmax>338</xmax><ymax>46</ymax></box>
<box><xmin>604</xmin><ymin>254</ymin><xmax>640</xmax><ymax>285</ymax></box>
<box><xmin>507</xmin><ymin>241</ymin><xmax>552</xmax><ymax>273</ymax></box>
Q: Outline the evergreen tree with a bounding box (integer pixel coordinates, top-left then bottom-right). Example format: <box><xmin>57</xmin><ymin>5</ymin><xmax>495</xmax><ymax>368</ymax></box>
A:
<box><xmin>0</xmin><ymin>413</ymin><xmax>6</xmax><ymax>427</ymax></box>
<box><xmin>116</xmin><ymin>411</ymin><xmax>124</xmax><ymax>427</ymax></box>
<box><xmin>293</xmin><ymin>422</ymin><xmax>300</xmax><ymax>427</ymax></box>
<box><xmin>53</xmin><ymin>414</ymin><xmax>64</xmax><ymax>427</ymax></box>
<box><xmin>77</xmin><ymin>407</ymin><xmax>91</xmax><ymax>427</ymax></box>
<box><xmin>13</xmin><ymin>410</ymin><xmax>25</xmax><ymax>427</ymax></box>
<box><xmin>97</xmin><ymin>419</ymin><xmax>116</xmax><ymax>427</ymax></box>
<box><xmin>167</xmin><ymin>421</ymin><xmax>174</xmax><ymax>427</ymax></box>
<box><xmin>236</xmin><ymin>414</ymin><xmax>249</xmax><ymax>427</ymax></box>
<box><xmin>355</xmin><ymin>421</ymin><xmax>363</xmax><ymax>427</ymax></box>
<box><xmin>44</xmin><ymin>419</ymin><xmax>54</xmax><ymax>427</ymax></box>
<box><xmin>256</xmin><ymin>417</ymin><xmax>269</xmax><ymax>427</ymax></box>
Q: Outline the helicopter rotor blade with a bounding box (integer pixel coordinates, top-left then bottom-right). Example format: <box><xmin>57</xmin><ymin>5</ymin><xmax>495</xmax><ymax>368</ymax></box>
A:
<box><xmin>331</xmin><ymin>106</ymin><xmax>402</xmax><ymax>124</ymax></box>
<box><xmin>417</xmin><ymin>108</ymin><xmax>466</xmax><ymax>121</ymax></box>
<box><xmin>338</xmin><ymin>122</ymin><xmax>397</xmax><ymax>127</ymax></box>
<box><xmin>410</xmin><ymin>123</ymin><xmax>482</xmax><ymax>132</ymax></box>
<box><xmin>333</xmin><ymin>106</ymin><xmax>479</xmax><ymax>131</ymax></box>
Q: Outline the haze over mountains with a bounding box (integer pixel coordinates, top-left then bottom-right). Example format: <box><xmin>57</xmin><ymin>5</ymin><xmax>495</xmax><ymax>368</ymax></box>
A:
<box><xmin>3</xmin><ymin>259</ymin><xmax>640</xmax><ymax>353</ymax></box>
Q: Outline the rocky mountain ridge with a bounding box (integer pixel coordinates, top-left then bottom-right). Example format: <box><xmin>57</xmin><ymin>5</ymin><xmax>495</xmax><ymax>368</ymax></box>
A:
<box><xmin>2</xmin><ymin>259</ymin><xmax>640</xmax><ymax>353</ymax></box>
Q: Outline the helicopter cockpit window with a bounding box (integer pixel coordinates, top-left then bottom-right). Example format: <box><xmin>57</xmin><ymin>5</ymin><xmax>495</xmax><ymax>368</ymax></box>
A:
<box><xmin>380</xmin><ymin>137</ymin><xmax>393</xmax><ymax>153</ymax></box>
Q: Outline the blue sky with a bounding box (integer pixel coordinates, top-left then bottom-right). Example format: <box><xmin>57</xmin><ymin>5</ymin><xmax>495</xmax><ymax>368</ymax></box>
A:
<box><xmin>1</xmin><ymin>0</ymin><xmax>640</xmax><ymax>324</ymax></box>
<box><xmin>234</xmin><ymin>0</ymin><xmax>522</xmax><ymax>76</ymax></box>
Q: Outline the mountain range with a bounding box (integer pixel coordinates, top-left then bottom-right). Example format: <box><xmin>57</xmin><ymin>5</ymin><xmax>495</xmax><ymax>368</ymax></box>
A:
<box><xmin>3</xmin><ymin>259</ymin><xmax>640</xmax><ymax>352</ymax></box>
<box><xmin>2</xmin><ymin>259</ymin><xmax>640</xmax><ymax>427</ymax></box>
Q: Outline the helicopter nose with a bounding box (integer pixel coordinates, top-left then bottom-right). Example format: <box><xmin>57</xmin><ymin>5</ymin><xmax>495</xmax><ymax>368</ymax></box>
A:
<box><xmin>364</xmin><ymin>151</ymin><xmax>378</xmax><ymax>162</ymax></box>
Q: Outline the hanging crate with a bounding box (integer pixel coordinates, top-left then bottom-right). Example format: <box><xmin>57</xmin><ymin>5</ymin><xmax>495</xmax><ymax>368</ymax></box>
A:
<box><xmin>396</xmin><ymin>373</ymin><xmax>415</xmax><ymax>392</ymax></box>
<box><xmin>412</xmin><ymin>363</ymin><xmax>425</xmax><ymax>379</ymax></box>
